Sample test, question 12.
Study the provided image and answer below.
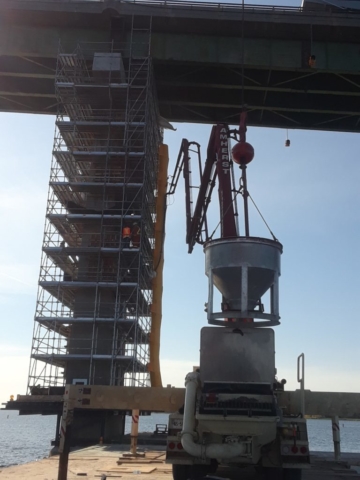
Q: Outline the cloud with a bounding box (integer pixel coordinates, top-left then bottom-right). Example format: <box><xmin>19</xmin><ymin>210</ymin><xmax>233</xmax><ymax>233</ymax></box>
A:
<box><xmin>278</xmin><ymin>365</ymin><xmax>360</xmax><ymax>394</ymax></box>
<box><xmin>0</xmin><ymin>355</ymin><xmax>29</xmax><ymax>402</ymax></box>
<box><xmin>0</xmin><ymin>187</ymin><xmax>45</xmax><ymax>221</ymax></box>
<box><xmin>0</xmin><ymin>187</ymin><xmax>44</xmax><ymax>296</ymax></box>
<box><xmin>160</xmin><ymin>359</ymin><xmax>198</xmax><ymax>388</ymax></box>
<box><xmin>0</xmin><ymin>345</ymin><xmax>29</xmax><ymax>356</ymax></box>
<box><xmin>0</xmin><ymin>265</ymin><xmax>37</xmax><ymax>292</ymax></box>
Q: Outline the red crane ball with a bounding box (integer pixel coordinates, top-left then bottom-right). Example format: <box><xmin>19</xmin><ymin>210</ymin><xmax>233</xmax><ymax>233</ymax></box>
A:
<box><xmin>232</xmin><ymin>141</ymin><xmax>255</xmax><ymax>165</ymax></box>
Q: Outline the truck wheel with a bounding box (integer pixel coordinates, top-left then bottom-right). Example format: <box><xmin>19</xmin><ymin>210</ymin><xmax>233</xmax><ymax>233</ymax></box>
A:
<box><xmin>172</xmin><ymin>463</ymin><xmax>218</xmax><ymax>480</ymax></box>
<box><xmin>191</xmin><ymin>464</ymin><xmax>217</xmax><ymax>478</ymax></box>
<box><xmin>261</xmin><ymin>467</ymin><xmax>283</xmax><ymax>479</ymax></box>
<box><xmin>261</xmin><ymin>467</ymin><xmax>302</xmax><ymax>480</ymax></box>
<box><xmin>172</xmin><ymin>464</ymin><xmax>190</xmax><ymax>480</ymax></box>
<box><xmin>283</xmin><ymin>469</ymin><xmax>302</xmax><ymax>480</ymax></box>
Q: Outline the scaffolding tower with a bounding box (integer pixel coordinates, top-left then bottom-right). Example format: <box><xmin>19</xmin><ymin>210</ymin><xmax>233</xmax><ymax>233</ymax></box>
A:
<box><xmin>28</xmin><ymin>23</ymin><xmax>161</xmax><ymax>392</ymax></box>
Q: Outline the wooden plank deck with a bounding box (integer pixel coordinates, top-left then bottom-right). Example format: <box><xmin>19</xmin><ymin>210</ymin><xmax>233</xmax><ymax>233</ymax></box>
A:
<box><xmin>0</xmin><ymin>445</ymin><xmax>359</xmax><ymax>480</ymax></box>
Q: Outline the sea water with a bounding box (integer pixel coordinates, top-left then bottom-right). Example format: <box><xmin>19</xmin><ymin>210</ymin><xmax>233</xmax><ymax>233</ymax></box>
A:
<box><xmin>0</xmin><ymin>410</ymin><xmax>359</xmax><ymax>468</ymax></box>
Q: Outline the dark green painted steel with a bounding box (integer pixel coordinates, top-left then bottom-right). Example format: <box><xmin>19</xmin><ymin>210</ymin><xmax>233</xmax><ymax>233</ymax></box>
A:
<box><xmin>152</xmin><ymin>33</ymin><xmax>360</xmax><ymax>71</ymax></box>
<box><xmin>0</xmin><ymin>0</ymin><xmax>359</xmax><ymax>131</ymax></box>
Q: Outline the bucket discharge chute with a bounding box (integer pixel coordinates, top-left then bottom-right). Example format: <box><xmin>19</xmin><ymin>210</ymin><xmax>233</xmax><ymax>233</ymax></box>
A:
<box><xmin>205</xmin><ymin>237</ymin><xmax>282</xmax><ymax>327</ymax></box>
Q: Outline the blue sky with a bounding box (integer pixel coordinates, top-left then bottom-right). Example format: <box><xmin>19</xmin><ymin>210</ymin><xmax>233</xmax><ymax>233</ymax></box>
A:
<box><xmin>0</xmin><ymin>112</ymin><xmax>359</xmax><ymax>403</ymax></box>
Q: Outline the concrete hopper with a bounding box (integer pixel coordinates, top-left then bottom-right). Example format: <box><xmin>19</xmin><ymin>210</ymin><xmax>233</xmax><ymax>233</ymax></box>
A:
<box><xmin>204</xmin><ymin>237</ymin><xmax>283</xmax><ymax>327</ymax></box>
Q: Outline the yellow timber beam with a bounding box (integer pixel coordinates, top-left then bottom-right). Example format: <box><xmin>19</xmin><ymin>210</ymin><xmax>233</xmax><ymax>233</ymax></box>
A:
<box><xmin>11</xmin><ymin>388</ymin><xmax>360</xmax><ymax>419</ymax></box>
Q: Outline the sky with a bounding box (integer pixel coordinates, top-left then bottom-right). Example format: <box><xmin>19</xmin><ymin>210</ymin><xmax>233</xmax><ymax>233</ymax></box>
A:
<box><xmin>0</xmin><ymin>111</ymin><xmax>359</xmax><ymax>404</ymax></box>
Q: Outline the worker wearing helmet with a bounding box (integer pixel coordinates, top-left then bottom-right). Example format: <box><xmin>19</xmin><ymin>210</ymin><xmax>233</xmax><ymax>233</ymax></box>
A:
<box><xmin>122</xmin><ymin>225</ymin><xmax>131</xmax><ymax>249</ymax></box>
<box><xmin>131</xmin><ymin>222</ymin><xmax>141</xmax><ymax>248</ymax></box>
<box><xmin>308</xmin><ymin>55</ymin><xmax>316</xmax><ymax>68</ymax></box>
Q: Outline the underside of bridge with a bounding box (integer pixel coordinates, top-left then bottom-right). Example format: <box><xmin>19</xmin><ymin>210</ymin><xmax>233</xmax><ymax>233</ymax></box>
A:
<box><xmin>0</xmin><ymin>0</ymin><xmax>360</xmax><ymax>131</ymax></box>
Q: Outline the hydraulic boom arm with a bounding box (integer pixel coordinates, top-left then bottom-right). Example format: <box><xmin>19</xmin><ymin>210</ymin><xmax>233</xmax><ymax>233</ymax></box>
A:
<box><xmin>168</xmin><ymin>124</ymin><xmax>238</xmax><ymax>253</ymax></box>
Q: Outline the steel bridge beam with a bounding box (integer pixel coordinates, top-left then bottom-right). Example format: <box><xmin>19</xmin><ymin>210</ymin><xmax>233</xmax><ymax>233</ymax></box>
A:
<box><xmin>0</xmin><ymin>0</ymin><xmax>359</xmax><ymax>130</ymax></box>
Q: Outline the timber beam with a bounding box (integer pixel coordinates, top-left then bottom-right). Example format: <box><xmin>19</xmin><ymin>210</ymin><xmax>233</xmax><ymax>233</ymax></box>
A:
<box><xmin>5</xmin><ymin>387</ymin><xmax>360</xmax><ymax>419</ymax></box>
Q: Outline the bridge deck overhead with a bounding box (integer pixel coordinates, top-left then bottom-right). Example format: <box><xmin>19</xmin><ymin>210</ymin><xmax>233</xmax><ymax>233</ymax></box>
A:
<box><xmin>0</xmin><ymin>0</ymin><xmax>360</xmax><ymax>131</ymax></box>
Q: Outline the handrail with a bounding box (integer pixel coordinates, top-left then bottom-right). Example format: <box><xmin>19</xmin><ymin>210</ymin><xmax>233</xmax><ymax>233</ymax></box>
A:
<box><xmin>47</xmin><ymin>0</ymin><xmax>360</xmax><ymax>18</ymax></box>
<box><xmin>117</xmin><ymin>0</ymin><xmax>360</xmax><ymax>16</ymax></box>
<box><xmin>297</xmin><ymin>353</ymin><xmax>305</xmax><ymax>416</ymax></box>
<box><xmin>126</xmin><ymin>0</ymin><xmax>303</xmax><ymax>12</ymax></box>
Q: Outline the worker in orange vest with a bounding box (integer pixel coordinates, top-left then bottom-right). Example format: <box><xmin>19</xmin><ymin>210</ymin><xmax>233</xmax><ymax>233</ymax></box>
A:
<box><xmin>122</xmin><ymin>226</ymin><xmax>131</xmax><ymax>249</ymax></box>
<box><xmin>131</xmin><ymin>222</ymin><xmax>141</xmax><ymax>248</ymax></box>
<box><xmin>308</xmin><ymin>55</ymin><xmax>316</xmax><ymax>68</ymax></box>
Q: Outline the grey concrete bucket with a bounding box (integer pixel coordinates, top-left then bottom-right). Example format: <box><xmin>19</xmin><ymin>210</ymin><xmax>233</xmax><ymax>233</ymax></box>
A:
<box><xmin>204</xmin><ymin>237</ymin><xmax>283</xmax><ymax>312</ymax></box>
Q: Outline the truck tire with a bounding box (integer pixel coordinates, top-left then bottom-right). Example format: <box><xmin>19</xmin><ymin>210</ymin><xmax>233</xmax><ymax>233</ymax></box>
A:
<box><xmin>172</xmin><ymin>463</ymin><xmax>217</xmax><ymax>480</ymax></box>
<box><xmin>191</xmin><ymin>464</ymin><xmax>217</xmax><ymax>478</ymax></box>
<box><xmin>262</xmin><ymin>468</ymin><xmax>283</xmax><ymax>479</ymax></box>
<box><xmin>283</xmin><ymin>469</ymin><xmax>302</xmax><ymax>480</ymax></box>
<box><xmin>261</xmin><ymin>467</ymin><xmax>302</xmax><ymax>480</ymax></box>
<box><xmin>172</xmin><ymin>464</ymin><xmax>190</xmax><ymax>480</ymax></box>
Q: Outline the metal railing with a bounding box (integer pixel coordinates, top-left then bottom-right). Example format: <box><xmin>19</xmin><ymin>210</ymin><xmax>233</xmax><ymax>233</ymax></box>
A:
<box><xmin>123</xmin><ymin>0</ymin><xmax>302</xmax><ymax>12</ymax></box>
<box><xmin>113</xmin><ymin>0</ymin><xmax>360</xmax><ymax>16</ymax></box>
<box><xmin>297</xmin><ymin>353</ymin><xmax>305</xmax><ymax>416</ymax></box>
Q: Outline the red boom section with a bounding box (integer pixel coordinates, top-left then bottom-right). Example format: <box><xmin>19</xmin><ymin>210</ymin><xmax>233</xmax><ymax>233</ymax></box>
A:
<box><xmin>211</xmin><ymin>124</ymin><xmax>237</xmax><ymax>239</ymax></box>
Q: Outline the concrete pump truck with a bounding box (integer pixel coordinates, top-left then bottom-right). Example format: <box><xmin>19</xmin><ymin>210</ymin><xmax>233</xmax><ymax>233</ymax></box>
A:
<box><xmin>165</xmin><ymin>113</ymin><xmax>310</xmax><ymax>480</ymax></box>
